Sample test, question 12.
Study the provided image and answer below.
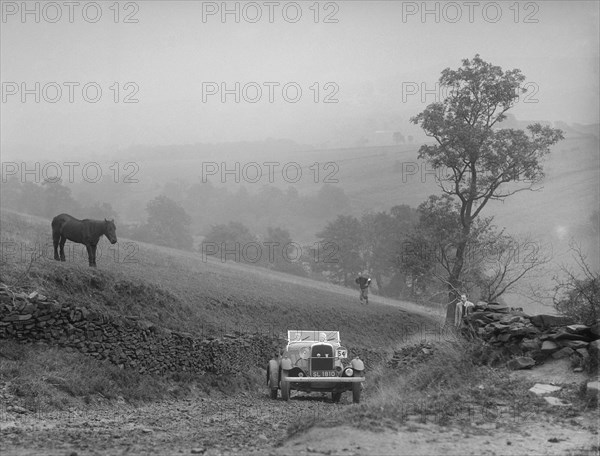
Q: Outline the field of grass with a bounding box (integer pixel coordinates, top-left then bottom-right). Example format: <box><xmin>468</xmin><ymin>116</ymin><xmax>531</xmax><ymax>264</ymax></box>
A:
<box><xmin>0</xmin><ymin>209</ymin><xmax>440</xmax><ymax>349</ymax></box>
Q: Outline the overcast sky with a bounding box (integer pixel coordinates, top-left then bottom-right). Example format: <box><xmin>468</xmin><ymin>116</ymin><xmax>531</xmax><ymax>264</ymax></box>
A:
<box><xmin>1</xmin><ymin>0</ymin><xmax>598</xmax><ymax>151</ymax></box>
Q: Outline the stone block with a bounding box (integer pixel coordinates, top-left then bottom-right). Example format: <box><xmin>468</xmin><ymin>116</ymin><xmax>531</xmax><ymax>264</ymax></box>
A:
<box><xmin>558</xmin><ymin>339</ymin><xmax>589</xmax><ymax>350</ymax></box>
<box><xmin>543</xmin><ymin>397</ymin><xmax>571</xmax><ymax>407</ymax></box>
<box><xmin>520</xmin><ymin>338</ymin><xmax>540</xmax><ymax>351</ymax></box>
<box><xmin>565</xmin><ymin>324</ymin><xmax>591</xmax><ymax>334</ymax></box>
<box><xmin>589</xmin><ymin>320</ymin><xmax>600</xmax><ymax>338</ymax></box>
<box><xmin>589</xmin><ymin>340</ymin><xmax>600</xmax><ymax>360</ymax></box>
<box><xmin>507</xmin><ymin>357</ymin><xmax>535</xmax><ymax>370</ymax></box>
<box><xmin>552</xmin><ymin>347</ymin><xmax>574</xmax><ymax>359</ymax></box>
<box><xmin>529</xmin><ymin>383</ymin><xmax>562</xmax><ymax>396</ymax></box>
<box><xmin>541</xmin><ymin>340</ymin><xmax>559</xmax><ymax>353</ymax></box>
<box><xmin>586</xmin><ymin>381</ymin><xmax>600</xmax><ymax>398</ymax></box>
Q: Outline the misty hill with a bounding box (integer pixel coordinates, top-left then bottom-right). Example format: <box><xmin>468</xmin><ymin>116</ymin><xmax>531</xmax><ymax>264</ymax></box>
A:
<box><xmin>70</xmin><ymin>118</ymin><xmax>597</xmax><ymax>244</ymax></box>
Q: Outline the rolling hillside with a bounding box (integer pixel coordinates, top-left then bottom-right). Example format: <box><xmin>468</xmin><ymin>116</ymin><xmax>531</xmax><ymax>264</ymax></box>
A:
<box><xmin>0</xmin><ymin>210</ymin><xmax>440</xmax><ymax>350</ymax></box>
<box><xmin>80</xmin><ymin>123</ymin><xmax>598</xmax><ymax>246</ymax></box>
<box><xmin>94</xmin><ymin>126</ymin><xmax>598</xmax><ymax>314</ymax></box>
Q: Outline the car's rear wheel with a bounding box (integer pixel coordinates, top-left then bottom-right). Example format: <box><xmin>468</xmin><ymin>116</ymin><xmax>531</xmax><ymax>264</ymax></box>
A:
<box><xmin>352</xmin><ymin>373</ymin><xmax>363</xmax><ymax>404</ymax></box>
<box><xmin>331</xmin><ymin>392</ymin><xmax>342</xmax><ymax>403</ymax></box>
<box><xmin>281</xmin><ymin>370</ymin><xmax>290</xmax><ymax>401</ymax></box>
<box><xmin>267</xmin><ymin>360</ymin><xmax>279</xmax><ymax>400</ymax></box>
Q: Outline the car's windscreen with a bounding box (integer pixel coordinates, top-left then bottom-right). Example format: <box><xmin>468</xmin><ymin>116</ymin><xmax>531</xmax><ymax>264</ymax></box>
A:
<box><xmin>287</xmin><ymin>330</ymin><xmax>340</xmax><ymax>343</ymax></box>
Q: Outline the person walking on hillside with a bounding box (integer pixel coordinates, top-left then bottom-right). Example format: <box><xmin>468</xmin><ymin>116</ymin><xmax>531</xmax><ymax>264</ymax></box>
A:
<box><xmin>355</xmin><ymin>271</ymin><xmax>372</xmax><ymax>305</ymax></box>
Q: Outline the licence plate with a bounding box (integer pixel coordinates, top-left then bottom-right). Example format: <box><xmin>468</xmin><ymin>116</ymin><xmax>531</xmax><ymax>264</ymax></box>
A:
<box><xmin>312</xmin><ymin>370</ymin><xmax>337</xmax><ymax>377</ymax></box>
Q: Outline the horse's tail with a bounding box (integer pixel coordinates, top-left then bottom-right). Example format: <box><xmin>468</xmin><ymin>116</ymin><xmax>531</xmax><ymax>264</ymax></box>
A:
<box><xmin>51</xmin><ymin>213</ymin><xmax>69</xmax><ymax>231</ymax></box>
<box><xmin>51</xmin><ymin>215</ymin><xmax>62</xmax><ymax>229</ymax></box>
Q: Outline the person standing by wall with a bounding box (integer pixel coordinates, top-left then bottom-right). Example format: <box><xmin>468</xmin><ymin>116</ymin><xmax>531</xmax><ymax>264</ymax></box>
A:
<box><xmin>455</xmin><ymin>293</ymin><xmax>475</xmax><ymax>327</ymax></box>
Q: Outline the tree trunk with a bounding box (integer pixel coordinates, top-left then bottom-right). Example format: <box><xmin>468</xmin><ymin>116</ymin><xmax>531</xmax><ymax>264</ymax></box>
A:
<box><xmin>448</xmin><ymin>222</ymin><xmax>471</xmax><ymax>301</ymax></box>
<box><xmin>448</xmin><ymin>239</ymin><xmax>466</xmax><ymax>301</ymax></box>
<box><xmin>446</xmin><ymin>231</ymin><xmax>469</xmax><ymax>327</ymax></box>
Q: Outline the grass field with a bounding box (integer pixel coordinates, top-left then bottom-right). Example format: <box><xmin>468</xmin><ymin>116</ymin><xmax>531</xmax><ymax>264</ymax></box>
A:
<box><xmin>0</xmin><ymin>209</ymin><xmax>440</xmax><ymax>350</ymax></box>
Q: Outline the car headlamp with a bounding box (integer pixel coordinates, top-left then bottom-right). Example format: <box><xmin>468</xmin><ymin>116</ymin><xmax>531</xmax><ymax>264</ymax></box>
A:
<box><xmin>344</xmin><ymin>368</ymin><xmax>354</xmax><ymax>377</ymax></box>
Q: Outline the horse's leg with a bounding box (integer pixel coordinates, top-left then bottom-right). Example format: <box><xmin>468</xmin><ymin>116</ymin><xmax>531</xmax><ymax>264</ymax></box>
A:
<box><xmin>59</xmin><ymin>236</ymin><xmax>67</xmax><ymax>261</ymax></box>
<box><xmin>53</xmin><ymin>231</ymin><xmax>60</xmax><ymax>261</ymax></box>
<box><xmin>85</xmin><ymin>244</ymin><xmax>94</xmax><ymax>267</ymax></box>
<box><xmin>91</xmin><ymin>244</ymin><xmax>98</xmax><ymax>267</ymax></box>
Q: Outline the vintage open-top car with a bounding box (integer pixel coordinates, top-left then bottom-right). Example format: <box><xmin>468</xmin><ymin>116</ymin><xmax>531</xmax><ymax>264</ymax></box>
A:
<box><xmin>267</xmin><ymin>330</ymin><xmax>365</xmax><ymax>403</ymax></box>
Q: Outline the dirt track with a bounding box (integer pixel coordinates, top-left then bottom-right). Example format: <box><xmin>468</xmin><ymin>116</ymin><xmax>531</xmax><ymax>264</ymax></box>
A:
<box><xmin>2</xmin><ymin>391</ymin><xmax>598</xmax><ymax>456</ymax></box>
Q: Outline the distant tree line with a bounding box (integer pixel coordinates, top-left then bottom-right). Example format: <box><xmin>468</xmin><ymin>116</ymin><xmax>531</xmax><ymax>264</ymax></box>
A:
<box><xmin>173</xmin><ymin>181</ymin><xmax>352</xmax><ymax>239</ymax></box>
<box><xmin>0</xmin><ymin>177</ymin><xmax>118</xmax><ymax>221</ymax></box>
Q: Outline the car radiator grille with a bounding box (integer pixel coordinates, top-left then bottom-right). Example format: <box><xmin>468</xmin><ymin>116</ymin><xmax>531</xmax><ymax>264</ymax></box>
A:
<box><xmin>311</xmin><ymin>357</ymin><xmax>334</xmax><ymax>371</ymax></box>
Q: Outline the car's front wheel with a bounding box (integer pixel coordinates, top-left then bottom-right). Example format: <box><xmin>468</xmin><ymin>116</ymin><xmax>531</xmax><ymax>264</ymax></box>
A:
<box><xmin>280</xmin><ymin>369</ymin><xmax>290</xmax><ymax>401</ymax></box>
<box><xmin>352</xmin><ymin>373</ymin><xmax>363</xmax><ymax>404</ymax></box>
<box><xmin>267</xmin><ymin>360</ymin><xmax>279</xmax><ymax>399</ymax></box>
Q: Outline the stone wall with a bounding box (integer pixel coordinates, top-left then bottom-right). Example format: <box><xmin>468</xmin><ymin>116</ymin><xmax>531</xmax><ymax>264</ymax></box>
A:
<box><xmin>0</xmin><ymin>286</ymin><xmax>283</xmax><ymax>375</ymax></box>
<box><xmin>464</xmin><ymin>303</ymin><xmax>600</xmax><ymax>371</ymax></box>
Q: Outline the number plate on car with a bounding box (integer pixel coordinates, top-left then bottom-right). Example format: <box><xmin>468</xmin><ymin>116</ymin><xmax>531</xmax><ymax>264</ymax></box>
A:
<box><xmin>312</xmin><ymin>370</ymin><xmax>337</xmax><ymax>377</ymax></box>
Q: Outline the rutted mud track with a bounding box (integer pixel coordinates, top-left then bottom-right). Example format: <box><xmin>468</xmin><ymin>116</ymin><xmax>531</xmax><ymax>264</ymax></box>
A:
<box><xmin>2</xmin><ymin>391</ymin><xmax>598</xmax><ymax>456</ymax></box>
<box><xmin>1</xmin><ymin>393</ymin><xmax>349</xmax><ymax>456</ymax></box>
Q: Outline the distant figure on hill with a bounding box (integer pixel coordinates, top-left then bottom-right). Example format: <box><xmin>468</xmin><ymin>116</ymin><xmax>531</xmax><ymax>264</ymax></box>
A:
<box><xmin>355</xmin><ymin>271</ymin><xmax>372</xmax><ymax>305</ymax></box>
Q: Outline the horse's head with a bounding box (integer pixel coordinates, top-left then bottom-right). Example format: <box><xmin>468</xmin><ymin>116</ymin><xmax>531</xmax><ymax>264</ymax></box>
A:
<box><xmin>104</xmin><ymin>219</ymin><xmax>117</xmax><ymax>244</ymax></box>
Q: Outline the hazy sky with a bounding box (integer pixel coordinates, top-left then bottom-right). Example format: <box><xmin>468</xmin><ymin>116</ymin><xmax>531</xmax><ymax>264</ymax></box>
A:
<box><xmin>1</xmin><ymin>0</ymin><xmax>598</xmax><ymax>151</ymax></box>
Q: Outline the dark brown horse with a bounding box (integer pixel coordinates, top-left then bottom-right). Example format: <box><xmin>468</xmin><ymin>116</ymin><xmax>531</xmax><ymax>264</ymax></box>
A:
<box><xmin>52</xmin><ymin>213</ymin><xmax>117</xmax><ymax>267</ymax></box>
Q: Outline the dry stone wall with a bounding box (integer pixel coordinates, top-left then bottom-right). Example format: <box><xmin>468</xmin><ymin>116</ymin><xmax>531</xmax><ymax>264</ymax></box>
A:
<box><xmin>0</xmin><ymin>285</ymin><xmax>283</xmax><ymax>375</ymax></box>
<box><xmin>463</xmin><ymin>303</ymin><xmax>600</xmax><ymax>372</ymax></box>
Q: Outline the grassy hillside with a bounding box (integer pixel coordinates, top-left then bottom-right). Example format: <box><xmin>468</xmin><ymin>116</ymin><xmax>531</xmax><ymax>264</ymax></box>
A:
<box><xmin>0</xmin><ymin>210</ymin><xmax>439</xmax><ymax>350</ymax></box>
<box><xmin>94</xmin><ymin>130</ymin><xmax>597</xmax><ymax>314</ymax></box>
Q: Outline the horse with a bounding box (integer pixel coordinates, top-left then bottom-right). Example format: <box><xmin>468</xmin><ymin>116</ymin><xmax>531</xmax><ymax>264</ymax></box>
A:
<box><xmin>51</xmin><ymin>213</ymin><xmax>117</xmax><ymax>267</ymax></box>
